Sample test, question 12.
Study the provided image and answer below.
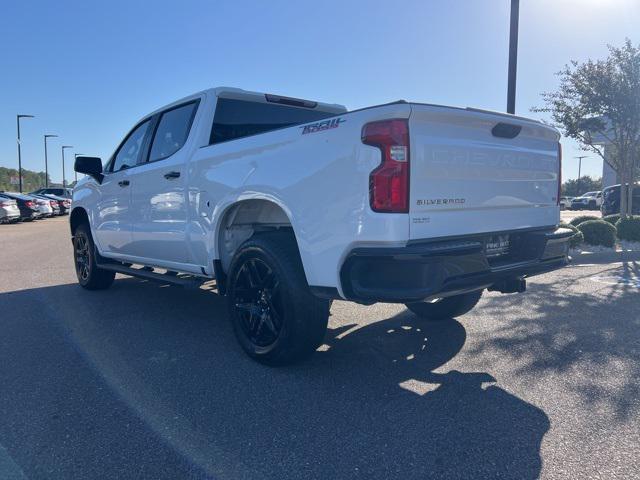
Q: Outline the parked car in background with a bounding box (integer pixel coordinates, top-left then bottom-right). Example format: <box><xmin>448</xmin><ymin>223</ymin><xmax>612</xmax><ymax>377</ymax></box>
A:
<box><xmin>30</xmin><ymin>194</ymin><xmax>61</xmax><ymax>216</ymax></box>
<box><xmin>570</xmin><ymin>191</ymin><xmax>602</xmax><ymax>210</ymax></box>
<box><xmin>601</xmin><ymin>184</ymin><xmax>640</xmax><ymax>216</ymax></box>
<box><xmin>559</xmin><ymin>196</ymin><xmax>573</xmax><ymax>210</ymax></box>
<box><xmin>24</xmin><ymin>195</ymin><xmax>53</xmax><ymax>218</ymax></box>
<box><xmin>0</xmin><ymin>192</ymin><xmax>40</xmax><ymax>221</ymax></box>
<box><xmin>31</xmin><ymin>187</ymin><xmax>73</xmax><ymax>199</ymax></box>
<box><xmin>0</xmin><ymin>195</ymin><xmax>21</xmax><ymax>223</ymax></box>
<box><xmin>44</xmin><ymin>194</ymin><xmax>71</xmax><ymax>214</ymax></box>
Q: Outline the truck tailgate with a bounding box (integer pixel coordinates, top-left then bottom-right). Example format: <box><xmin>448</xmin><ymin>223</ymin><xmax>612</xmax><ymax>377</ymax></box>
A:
<box><xmin>408</xmin><ymin>105</ymin><xmax>561</xmax><ymax>240</ymax></box>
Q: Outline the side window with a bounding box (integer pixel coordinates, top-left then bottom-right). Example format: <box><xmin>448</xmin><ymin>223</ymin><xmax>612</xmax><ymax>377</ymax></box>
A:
<box><xmin>149</xmin><ymin>102</ymin><xmax>198</xmax><ymax>162</ymax></box>
<box><xmin>112</xmin><ymin>119</ymin><xmax>152</xmax><ymax>172</ymax></box>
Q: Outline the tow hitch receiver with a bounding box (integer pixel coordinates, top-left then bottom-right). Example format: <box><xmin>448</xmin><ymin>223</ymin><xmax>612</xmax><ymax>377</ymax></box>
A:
<box><xmin>489</xmin><ymin>277</ymin><xmax>526</xmax><ymax>294</ymax></box>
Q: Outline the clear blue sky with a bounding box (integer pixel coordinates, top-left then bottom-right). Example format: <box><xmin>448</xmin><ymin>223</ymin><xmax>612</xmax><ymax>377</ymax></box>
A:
<box><xmin>1</xmin><ymin>0</ymin><xmax>638</xmax><ymax>185</ymax></box>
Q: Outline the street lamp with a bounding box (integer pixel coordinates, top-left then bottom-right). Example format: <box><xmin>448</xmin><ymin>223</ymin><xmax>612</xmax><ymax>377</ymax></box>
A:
<box><xmin>44</xmin><ymin>134</ymin><xmax>58</xmax><ymax>188</ymax></box>
<box><xmin>17</xmin><ymin>114</ymin><xmax>35</xmax><ymax>193</ymax></box>
<box><xmin>61</xmin><ymin>145</ymin><xmax>73</xmax><ymax>188</ymax></box>
<box><xmin>73</xmin><ymin>153</ymin><xmax>86</xmax><ymax>184</ymax></box>
<box><xmin>506</xmin><ymin>0</ymin><xmax>520</xmax><ymax>114</ymax></box>
<box><xmin>575</xmin><ymin>155</ymin><xmax>590</xmax><ymax>195</ymax></box>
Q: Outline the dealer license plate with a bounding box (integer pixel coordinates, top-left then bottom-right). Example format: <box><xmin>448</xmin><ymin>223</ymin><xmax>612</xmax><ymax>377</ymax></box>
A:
<box><xmin>485</xmin><ymin>235</ymin><xmax>510</xmax><ymax>257</ymax></box>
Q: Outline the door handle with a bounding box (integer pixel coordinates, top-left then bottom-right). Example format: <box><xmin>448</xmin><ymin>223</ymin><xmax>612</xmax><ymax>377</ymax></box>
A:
<box><xmin>164</xmin><ymin>171</ymin><xmax>181</xmax><ymax>180</ymax></box>
<box><xmin>118</xmin><ymin>180</ymin><xmax>130</xmax><ymax>187</ymax></box>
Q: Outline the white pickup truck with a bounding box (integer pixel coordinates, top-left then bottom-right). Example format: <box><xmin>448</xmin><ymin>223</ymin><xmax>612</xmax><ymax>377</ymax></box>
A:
<box><xmin>72</xmin><ymin>87</ymin><xmax>571</xmax><ymax>365</ymax></box>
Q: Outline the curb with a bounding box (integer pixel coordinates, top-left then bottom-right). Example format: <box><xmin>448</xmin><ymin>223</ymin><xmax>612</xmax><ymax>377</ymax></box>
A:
<box><xmin>569</xmin><ymin>249</ymin><xmax>640</xmax><ymax>265</ymax></box>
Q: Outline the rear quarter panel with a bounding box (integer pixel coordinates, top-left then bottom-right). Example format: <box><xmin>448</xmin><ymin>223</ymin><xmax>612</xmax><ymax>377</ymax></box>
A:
<box><xmin>188</xmin><ymin>102</ymin><xmax>413</xmax><ymax>290</ymax></box>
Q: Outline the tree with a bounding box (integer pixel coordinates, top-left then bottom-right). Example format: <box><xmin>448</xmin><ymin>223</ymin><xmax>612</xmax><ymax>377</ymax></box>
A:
<box><xmin>562</xmin><ymin>176</ymin><xmax>602</xmax><ymax>197</ymax></box>
<box><xmin>534</xmin><ymin>39</ymin><xmax>640</xmax><ymax>217</ymax></box>
<box><xmin>0</xmin><ymin>166</ymin><xmax>49</xmax><ymax>192</ymax></box>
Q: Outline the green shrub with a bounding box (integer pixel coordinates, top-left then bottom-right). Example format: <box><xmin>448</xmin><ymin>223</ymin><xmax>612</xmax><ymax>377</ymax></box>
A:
<box><xmin>569</xmin><ymin>215</ymin><xmax>600</xmax><ymax>227</ymax></box>
<box><xmin>577</xmin><ymin>220</ymin><xmax>616</xmax><ymax>247</ymax></box>
<box><xmin>615</xmin><ymin>216</ymin><xmax>640</xmax><ymax>241</ymax></box>
<box><xmin>603</xmin><ymin>214</ymin><xmax>621</xmax><ymax>225</ymax></box>
<box><xmin>559</xmin><ymin>222</ymin><xmax>585</xmax><ymax>248</ymax></box>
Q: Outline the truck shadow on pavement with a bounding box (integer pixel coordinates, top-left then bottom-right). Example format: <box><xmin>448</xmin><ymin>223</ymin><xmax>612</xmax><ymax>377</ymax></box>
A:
<box><xmin>0</xmin><ymin>278</ymin><xmax>550</xmax><ymax>480</ymax></box>
<box><xmin>471</xmin><ymin>259</ymin><xmax>640</xmax><ymax>422</ymax></box>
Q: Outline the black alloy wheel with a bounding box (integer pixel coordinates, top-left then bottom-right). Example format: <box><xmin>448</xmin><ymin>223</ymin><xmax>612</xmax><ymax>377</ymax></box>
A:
<box><xmin>72</xmin><ymin>223</ymin><xmax>115</xmax><ymax>290</ymax></box>
<box><xmin>231</xmin><ymin>257</ymin><xmax>284</xmax><ymax>348</ymax></box>
<box><xmin>226</xmin><ymin>231</ymin><xmax>330</xmax><ymax>365</ymax></box>
<box><xmin>74</xmin><ymin>231</ymin><xmax>91</xmax><ymax>282</ymax></box>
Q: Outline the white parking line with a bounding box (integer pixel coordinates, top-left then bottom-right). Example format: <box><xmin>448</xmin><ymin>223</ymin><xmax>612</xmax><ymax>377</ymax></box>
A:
<box><xmin>0</xmin><ymin>444</ymin><xmax>27</xmax><ymax>480</ymax></box>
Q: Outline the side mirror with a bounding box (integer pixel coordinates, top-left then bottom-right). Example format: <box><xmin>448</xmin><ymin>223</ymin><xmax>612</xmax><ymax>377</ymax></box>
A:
<box><xmin>74</xmin><ymin>156</ymin><xmax>104</xmax><ymax>183</ymax></box>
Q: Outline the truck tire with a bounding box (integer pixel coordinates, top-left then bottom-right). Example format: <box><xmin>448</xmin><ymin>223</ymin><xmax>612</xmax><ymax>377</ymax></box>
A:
<box><xmin>226</xmin><ymin>231</ymin><xmax>330</xmax><ymax>366</ymax></box>
<box><xmin>405</xmin><ymin>290</ymin><xmax>483</xmax><ymax>321</ymax></box>
<box><xmin>73</xmin><ymin>223</ymin><xmax>115</xmax><ymax>290</ymax></box>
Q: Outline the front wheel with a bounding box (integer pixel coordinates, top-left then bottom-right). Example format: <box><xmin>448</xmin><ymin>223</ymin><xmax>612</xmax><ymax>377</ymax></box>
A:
<box><xmin>405</xmin><ymin>290</ymin><xmax>483</xmax><ymax>321</ymax></box>
<box><xmin>73</xmin><ymin>223</ymin><xmax>115</xmax><ymax>290</ymax></box>
<box><xmin>226</xmin><ymin>231</ymin><xmax>330</xmax><ymax>366</ymax></box>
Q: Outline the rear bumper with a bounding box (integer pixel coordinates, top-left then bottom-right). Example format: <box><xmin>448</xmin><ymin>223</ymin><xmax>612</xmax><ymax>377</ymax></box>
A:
<box><xmin>340</xmin><ymin>227</ymin><xmax>572</xmax><ymax>304</ymax></box>
<box><xmin>571</xmin><ymin>202</ymin><xmax>596</xmax><ymax>210</ymax></box>
<box><xmin>1</xmin><ymin>208</ymin><xmax>20</xmax><ymax>218</ymax></box>
<box><xmin>19</xmin><ymin>210</ymin><xmax>38</xmax><ymax>220</ymax></box>
<box><xmin>1</xmin><ymin>213</ymin><xmax>20</xmax><ymax>222</ymax></box>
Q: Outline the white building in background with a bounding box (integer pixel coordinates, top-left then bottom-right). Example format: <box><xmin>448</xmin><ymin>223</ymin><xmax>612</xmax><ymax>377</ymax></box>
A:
<box><xmin>602</xmin><ymin>150</ymin><xmax>619</xmax><ymax>187</ymax></box>
<box><xmin>589</xmin><ymin>117</ymin><xmax>619</xmax><ymax>188</ymax></box>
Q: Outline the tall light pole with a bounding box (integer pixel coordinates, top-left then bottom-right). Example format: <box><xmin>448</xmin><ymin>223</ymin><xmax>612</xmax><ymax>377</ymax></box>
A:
<box><xmin>17</xmin><ymin>114</ymin><xmax>35</xmax><ymax>192</ymax></box>
<box><xmin>44</xmin><ymin>134</ymin><xmax>58</xmax><ymax>188</ymax></box>
<box><xmin>506</xmin><ymin>0</ymin><xmax>520</xmax><ymax>114</ymax></box>
<box><xmin>61</xmin><ymin>145</ymin><xmax>73</xmax><ymax>188</ymax></box>
<box><xmin>575</xmin><ymin>155</ymin><xmax>590</xmax><ymax>196</ymax></box>
<box><xmin>73</xmin><ymin>153</ymin><xmax>86</xmax><ymax>184</ymax></box>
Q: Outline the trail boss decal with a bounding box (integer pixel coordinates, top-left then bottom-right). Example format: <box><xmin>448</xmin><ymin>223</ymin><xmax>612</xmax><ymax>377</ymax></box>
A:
<box><xmin>300</xmin><ymin>117</ymin><xmax>345</xmax><ymax>134</ymax></box>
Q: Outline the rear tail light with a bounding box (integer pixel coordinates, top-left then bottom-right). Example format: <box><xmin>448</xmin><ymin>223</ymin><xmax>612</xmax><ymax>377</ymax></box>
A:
<box><xmin>0</xmin><ymin>202</ymin><xmax>8</xmax><ymax>208</ymax></box>
<box><xmin>26</xmin><ymin>201</ymin><xmax>34</xmax><ymax>208</ymax></box>
<box><xmin>362</xmin><ymin>119</ymin><xmax>410</xmax><ymax>213</ymax></box>
<box><xmin>557</xmin><ymin>142</ymin><xmax>562</xmax><ymax>206</ymax></box>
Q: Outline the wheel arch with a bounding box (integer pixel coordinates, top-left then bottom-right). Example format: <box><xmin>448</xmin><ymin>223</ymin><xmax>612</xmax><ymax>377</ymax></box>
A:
<box><xmin>69</xmin><ymin>207</ymin><xmax>89</xmax><ymax>235</ymax></box>
<box><xmin>213</xmin><ymin>198</ymin><xmax>308</xmax><ymax>289</ymax></box>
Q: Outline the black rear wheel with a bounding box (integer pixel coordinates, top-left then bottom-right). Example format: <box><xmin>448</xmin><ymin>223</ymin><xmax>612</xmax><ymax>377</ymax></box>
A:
<box><xmin>226</xmin><ymin>231</ymin><xmax>330</xmax><ymax>365</ymax></box>
<box><xmin>233</xmin><ymin>257</ymin><xmax>284</xmax><ymax>348</ymax></box>
<box><xmin>405</xmin><ymin>290</ymin><xmax>483</xmax><ymax>321</ymax></box>
<box><xmin>73</xmin><ymin>223</ymin><xmax>115</xmax><ymax>290</ymax></box>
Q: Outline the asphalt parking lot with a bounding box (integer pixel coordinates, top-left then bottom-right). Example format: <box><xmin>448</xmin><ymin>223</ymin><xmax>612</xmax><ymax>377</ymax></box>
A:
<box><xmin>1</xmin><ymin>216</ymin><xmax>639</xmax><ymax>480</ymax></box>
